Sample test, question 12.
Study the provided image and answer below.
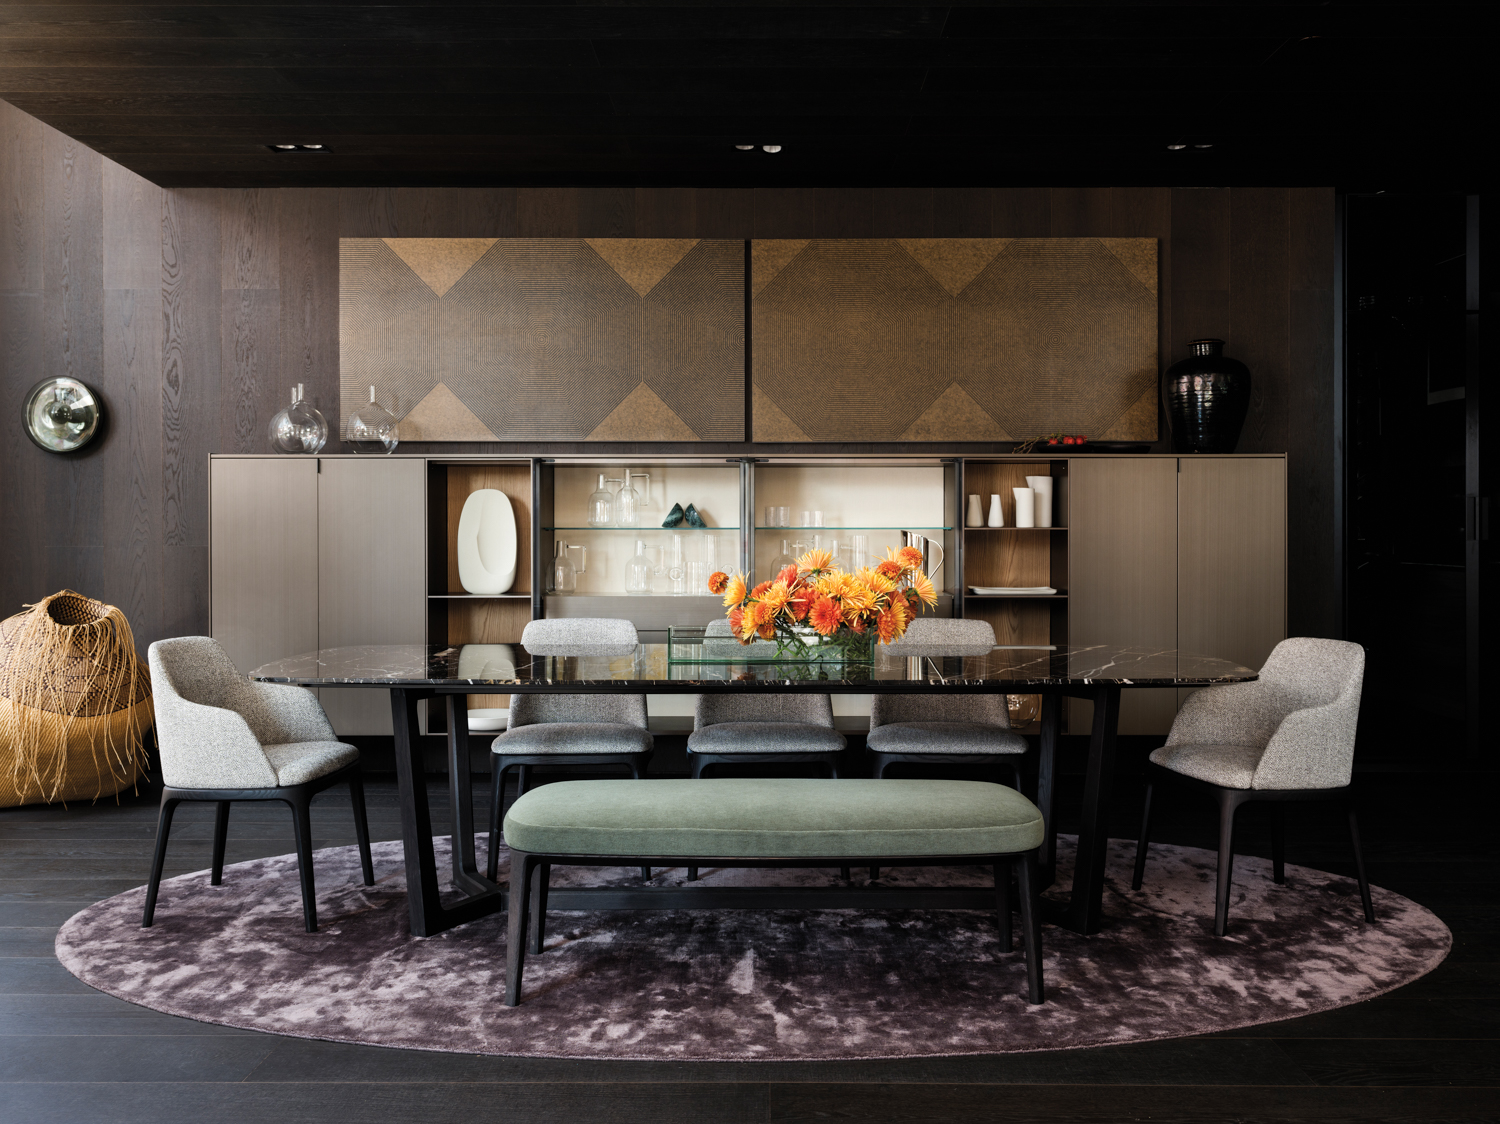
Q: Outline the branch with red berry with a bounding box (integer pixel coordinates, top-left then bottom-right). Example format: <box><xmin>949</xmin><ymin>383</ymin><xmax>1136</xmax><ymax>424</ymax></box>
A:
<box><xmin>1012</xmin><ymin>433</ymin><xmax>1088</xmax><ymax>453</ymax></box>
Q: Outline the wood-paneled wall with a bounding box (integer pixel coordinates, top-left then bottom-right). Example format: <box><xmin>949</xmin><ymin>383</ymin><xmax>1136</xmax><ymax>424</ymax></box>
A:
<box><xmin>0</xmin><ymin>100</ymin><xmax>1339</xmax><ymax>652</ymax></box>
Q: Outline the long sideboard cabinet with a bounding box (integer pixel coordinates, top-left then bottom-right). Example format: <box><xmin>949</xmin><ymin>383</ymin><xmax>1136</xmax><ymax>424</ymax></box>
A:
<box><xmin>208</xmin><ymin>453</ymin><xmax>1284</xmax><ymax>736</ymax></box>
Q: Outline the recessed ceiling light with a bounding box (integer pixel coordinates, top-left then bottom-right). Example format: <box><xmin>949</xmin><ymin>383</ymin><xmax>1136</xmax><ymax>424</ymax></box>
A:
<box><xmin>735</xmin><ymin>144</ymin><xmax>754</xmax><ymax>150</ymax></box>
<box><xmin>302</xmin><ymin>144</ymin><xmax>324</xmax><ymax>150</ymax></box>
<box><xmin>1166</xmin><ymin>143</ymin><xmax>1187</xmax><ymax>150</ymax></box>
<box><xmin>273</xmin><ymin>144</ymin><xmax>298</xmax><ymax>150</ymax></box>
<box><xmin>1194</xmin><ymin>143</ymin><xmax>1213</xmax><ymax>149</ymax></box>
<box><xmin>267</xmin><ymin>144</ymin><xmax>332</xmax><ymax>153</ymax></box>
<box><xmin>762</xmin><ymin>145</ymin><xmax>782</xmax><ymax>153</ymax></box>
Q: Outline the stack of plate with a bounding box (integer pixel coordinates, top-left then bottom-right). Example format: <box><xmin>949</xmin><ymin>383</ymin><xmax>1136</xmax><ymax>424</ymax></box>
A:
<box><xmin>968</xmin><ymin>586</ymin><xmax>1058</xmax><ymax>596</ymax></box>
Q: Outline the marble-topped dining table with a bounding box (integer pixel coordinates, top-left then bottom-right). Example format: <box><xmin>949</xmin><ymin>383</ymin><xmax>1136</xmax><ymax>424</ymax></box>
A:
<box><xmin>251</xmin><ymin>643</ymin><xmax>1257</xmax><ymax>938</ymax></box>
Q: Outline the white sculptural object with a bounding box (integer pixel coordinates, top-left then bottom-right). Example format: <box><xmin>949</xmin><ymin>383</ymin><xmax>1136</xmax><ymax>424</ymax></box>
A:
<box><xmin>456</xmin><ymin>489</ymin><xmax>517</xmax><ymax>595</ymax></box>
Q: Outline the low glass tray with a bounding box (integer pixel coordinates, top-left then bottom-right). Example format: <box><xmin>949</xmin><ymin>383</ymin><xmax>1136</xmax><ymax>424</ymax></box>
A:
<box><xmin>667</xmin><ymin>625</ymin><xmax>874</xmax><ymax>665</ymax></box>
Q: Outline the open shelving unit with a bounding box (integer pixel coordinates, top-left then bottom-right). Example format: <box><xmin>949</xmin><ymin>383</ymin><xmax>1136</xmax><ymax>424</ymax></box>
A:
<box><xmin>957</xmin><ymin>460</ymin><xmax>1069</xmax><ymax>728</ymax></box>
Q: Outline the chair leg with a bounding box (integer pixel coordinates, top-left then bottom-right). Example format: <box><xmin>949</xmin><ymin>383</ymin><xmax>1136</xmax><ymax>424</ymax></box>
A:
<box><xmin>505</xmin><ymin>854</ymin><xmax>537</xmax><ymax>1006</ymax></box>
<box><xmin>1214</xmin><ymin>790</ymin><xmax>1245</xmax><ymax>937</ymax></box>
<box><xmin>994</xmin><ymin>862</ymin><xmax>1013</xmax><ymax>954</ymax></box>
<box><xmin>1271</xmin><ymin>802</ymin><xmax>1286</xmax><ymax>885</ymax></box>
<box><xmin>487</xmin><ymin>761</ymin><xmax>508</xmax><ymax>882</ymax></box>
<box><xmin>1347</xmin><ymin>803</ymin><xmax>1377</xmax><ymax>923</ymax></box>
<box><xmin>1015</xmin><ymin>851</ymin><xmax>1044</xmax><ymax>1004</ymax></box>
<box><xmin>828</xmin><ymin>760</ymin><xmax>840</xmax><ymax>779</ymax></box>
<box><xmin>841</xmin><ymin>866</ymin><xmax>852</xmax><ymax>880</ymax></box>
<box><xmin>289</xmin><ymin>794</ymin><xmax>319</xmax><ymax>933</ymax></box>
<box><xmin>689</xmin><ymin>754</ymin><xmax>708</xmax><ymax>779</ymax></box>
<box><xmin>348</xmin><ymin>769</ymin><xmax>375</xmax><ymax>887</ymax></box>
<box><xmin>687</xmin><ymin>866</ymin><xmax>699</xmax><ymax>881</ymax></box>
<box><xmin>1131</xmin><ymin>781</ymin><xmax>1155</xmax><ymax>891</ymax></box>
<box><xmin>516</xmin><ymin>765</ymin><xmax>530</xmax><ymax>799</ymax></box>
<box><xmin>142</xmin><ymin>796</ymin><xmax>181</xmax><ymax>927</ymax></box>
<box><xmin>210</xmin><ymin>801</ymin><xmax>231</xmax><ymax>885</ymax></box>
<box><xmin>629</xmin><ymin>758</ymin><xmax>651</xmax><ymax>881</ymax></box>
<box><xmin>529</xmin><ymin>861</ymin><xmax>550</xmax><ymax>955</ymax></box>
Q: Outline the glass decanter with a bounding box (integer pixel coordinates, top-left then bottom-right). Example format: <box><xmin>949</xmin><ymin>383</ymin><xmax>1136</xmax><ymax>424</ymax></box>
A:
<box><xmin>587</xmin><ymin>474</ymin><xmax>616</xmax><ymax>527</ymax></box>
<box><xmin>614</xmin><ymin>470</ymin><xmax>648</xmax><ymax>528</ymax></box>
<box><xmin>551</xmin><ymin>541</ymin><xmax>586</xmax><ymax>593</ymax></box>
<box><xmin>347</xmin><ymin>385</ymin><xmax>399</xmax><ymax>453</ymax></box>
<box><xmin>624</xmin><ymin>539</ymin><xmax>655</xmax><ymax>594</ymax></box>
<box><xmin>767</xmin><ymin>539</ymin><xmax>799</xmax><ymax>581</ymax></box>
<box><xmin>267</xmin><ymin>384</ymin><xmax>328</xmax><ymax>454</ymax></box>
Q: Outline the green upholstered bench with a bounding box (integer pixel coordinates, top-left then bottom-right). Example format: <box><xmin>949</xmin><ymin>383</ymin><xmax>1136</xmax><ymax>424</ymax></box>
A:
<box><xmin>502</xmin><ymin>777</ymin><xmax>1047</xmax><ymax>1006</ymax></box>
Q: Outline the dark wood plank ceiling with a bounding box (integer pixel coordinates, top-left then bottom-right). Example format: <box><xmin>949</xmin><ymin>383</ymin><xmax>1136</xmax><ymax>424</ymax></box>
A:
<box><xmin>0</xmin><ymin>2</ymin><xmax>1478</xmax><ymax>188</ymax></box>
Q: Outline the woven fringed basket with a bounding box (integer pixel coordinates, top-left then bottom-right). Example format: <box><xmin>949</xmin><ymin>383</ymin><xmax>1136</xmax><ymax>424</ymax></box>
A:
<box><xmin>0</xmin><ymin>591</ymin><xmax>153</xmax><ymax>807</ymax></box>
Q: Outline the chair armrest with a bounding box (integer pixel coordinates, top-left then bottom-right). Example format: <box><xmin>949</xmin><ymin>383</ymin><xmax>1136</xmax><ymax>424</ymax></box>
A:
<box><xmin>154</xmin><ymin>696</ymin><xmax>279</xmax><ymax>789</ymax></box>
<box><xmin>1166</xmin><ymin>680</ymin><xmax>1284</xmax><ymax>749</ymax></box>
<box><xmin>238</xmin><ymin>681</ymin><xmax>337</xmax><ymax>744</ymax></box>
<box><xmin>1251</xmin><ymin>699</ymin><xmax>1359</xmax><ymax>790</ymax></box>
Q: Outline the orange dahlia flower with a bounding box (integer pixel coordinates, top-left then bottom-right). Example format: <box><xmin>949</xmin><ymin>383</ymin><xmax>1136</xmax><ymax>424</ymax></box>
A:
<box><xmin>875</xmin><ymin>605</ymin><xmax>899</xmax><ymax>644</ymax></box>
<box><xmin>809</xmin><ymin>596</ymin><xmax>841</xmax><ymax>636</ymax></box>
<box><xmin>908</xmin><ymin>570</ymin><xmax>938</xmax><ymax>607</ymax></box>
<box><xmin>750</xmin><ymin>580</ymin><xmax>773</xmax><ymax>600</ymax></box>
<box><xmin>722</xmin><ymin>574</ymin><xmax>747</xmax><ymax>607</ymax></box>
<box><xmin>897</xmin><ymin>545</ymin><xmax>926</xmax><ymax>571</ymax></box>
<box><xmin>798</xmin><ymin>548</ymin><xmax>833</xmax><ymax>573</ymax></box>
<box><xmin>761</xmin><ymin>582</ymin><xmax>791</xmax><ymax>613</ymax></box>
<box><xmin>875</xmin><ymin>559</ymin><xmax>902</xmax><ymax>580</ymax></box>
<box><xmin>707</xmin><ymin>571</ymin><xmax>729</xmax><ymax>595</ymax></box>
<box><xmin>777</xmin><ymin>564</ymin><xmax>800</xmax><ymax>586</ymax></box>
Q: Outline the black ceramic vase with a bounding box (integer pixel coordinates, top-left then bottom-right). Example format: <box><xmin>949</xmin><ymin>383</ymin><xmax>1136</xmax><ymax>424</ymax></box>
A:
<box><xmin>1162</xmin><ymin>339</ymin><xmax>1251</xmax><ymax>454</ymax></box>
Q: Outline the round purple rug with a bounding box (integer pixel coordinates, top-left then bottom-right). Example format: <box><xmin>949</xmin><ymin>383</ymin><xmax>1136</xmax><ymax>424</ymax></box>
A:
<box><xmin>55</xmin><ymin>836</ymin><xmax>1449</xmax><ymax>1060</ymax></box>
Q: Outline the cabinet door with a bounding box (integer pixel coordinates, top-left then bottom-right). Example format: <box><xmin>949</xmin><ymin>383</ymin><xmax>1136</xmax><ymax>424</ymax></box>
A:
<box><xmin>1068</xmin><ymin>457</ymin><xmax>1180</xmax><ymax>735</ymax></box>
<box><xmin>318</xmin><ymin>458</ymin><xmax>427</xmax><ymax>735</ymax></box>
<box><xmin>210</xmin><ymin>458</ymin><xmax>319</xmax><ymax>677</ymax></box>
<box><xmin>1179</xmin><ymin>458</ymin><xmax>1287</xmax><ymax>681</ymax></box>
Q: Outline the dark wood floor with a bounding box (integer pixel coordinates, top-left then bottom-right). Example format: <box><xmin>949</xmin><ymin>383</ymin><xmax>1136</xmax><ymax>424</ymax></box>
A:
<box><xmin>2</xmin><ymin>752</ymin><xmax>1496</xmax><ymax>1124</ymax></box>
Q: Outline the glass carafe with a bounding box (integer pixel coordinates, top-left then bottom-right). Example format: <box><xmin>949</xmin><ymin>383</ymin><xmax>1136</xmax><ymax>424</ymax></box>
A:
<box><xmin>587</xmin><ymin>474</ymin><xmax>616</xmax><ymax>527</ymax></box>
<box><xmin>551</xmin><ymin>541</ymin><xmax>586</xmax><ymax>593</ymax></box>
<box><xmin>615</xmin><ymin>471</ymin><xmax>645</xmax><ymax>527</ymax></box>
<box><xmin>268</xmin><ymin>384</ymin><xmax>328</xmax><ymax>454</ymax></box>
<box><xmin>624</xmin><ymin>539</ymin><xmax>654</xmax><ymax>594</ymax></box>
<box><xmin>767</xmin><ymin>538</ymin><xmax>798</xmax><ymax>581</ymax></box>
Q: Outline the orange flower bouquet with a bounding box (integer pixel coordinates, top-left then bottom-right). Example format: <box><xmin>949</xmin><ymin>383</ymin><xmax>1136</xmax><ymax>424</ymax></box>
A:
<box><xmin>706</xmin><ymin>546</ymin><xmax>938</xmax><ymax>662</ymax></box>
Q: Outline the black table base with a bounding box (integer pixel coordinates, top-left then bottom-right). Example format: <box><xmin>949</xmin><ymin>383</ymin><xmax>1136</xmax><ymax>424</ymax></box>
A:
<box><xmin>389</xmin><ymin>681</ymin><xmax>1124</xmax><ymax>938</ymax></box>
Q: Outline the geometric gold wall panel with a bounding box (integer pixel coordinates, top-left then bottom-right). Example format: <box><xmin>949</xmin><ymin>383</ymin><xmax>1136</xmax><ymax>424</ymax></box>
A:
<box><xmin>340</xmin><ymin>238</ymin><xmax>745</xmax><ymax>441</ymax></box>
<box><xmin>751</xmin><ymin>238</ymin><xmax>1158</xmax><ymax>442</ymax></box>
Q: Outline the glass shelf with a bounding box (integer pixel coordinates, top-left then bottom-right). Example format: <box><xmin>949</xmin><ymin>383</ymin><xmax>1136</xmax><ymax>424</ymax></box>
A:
<box><xmin>753</xmin><ymin>525</ymin><xmax>952</xmax><ymax>531</ymax></box>
<box><xmin>963</xmin><ymin>526</ymin><xmax>1069</xmax><ymax>531</ymax></box>
<box><xmin>542</xmin><ymin>526</ymin><xmax>738</xmax><ymax>532</ymax></box>
<box><xmin>964</xmin><ymin>593</ymin><xmax>1069</xmax><ymax>599</ymax></box>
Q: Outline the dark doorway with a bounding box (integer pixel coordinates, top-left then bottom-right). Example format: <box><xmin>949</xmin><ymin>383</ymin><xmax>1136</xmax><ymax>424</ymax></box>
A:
<box><xmin>1344</xmin><ymin>193</ymin><xmax>1472</xmax><ymax>763</ymax></box>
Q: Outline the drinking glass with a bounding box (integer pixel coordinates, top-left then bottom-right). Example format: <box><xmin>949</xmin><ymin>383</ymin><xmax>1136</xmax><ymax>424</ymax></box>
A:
<box><xmin>764</xmin><ymin>505</ymin><xmax>777</xmax><ymax>528</ymax></box>
<box><xmin>811</xmin><ymin>510</ymin><xmax>825</xmax><ymax>527</ymax></box>
<box><xmin>797</xmin><ymin>510</ymin><xmax>813</xmax><ymax>527</ymax></box>
<box><xmin>850</xmin><ymin>534</ymin><xmax>869</xmax><ymax>570</ymax></box>
<box><xmin>775</xmin><ymin>506</ymin><xmax>790</xmax><ymax>527</ymax></box>
<box><xmin>687</xmin><ymin>561</ymin><xmax>711</xmax><ymax>592</ymax></box>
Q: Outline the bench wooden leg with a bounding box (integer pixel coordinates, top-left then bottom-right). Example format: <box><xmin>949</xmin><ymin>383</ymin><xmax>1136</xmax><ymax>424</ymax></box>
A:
<box><xmin>505</xmin><ymin>853</ymin><xmax>537</xmax><ymax>1006</ymax></box>
<box><xmin>1016</xmin><ymin>851</ymin><xmax>1044</xmax><ymax>1005</ymax></box>
<box><xmin>530</xmin><ymin>861</ymin><xmax>550</xmax><ymax>955</ymax></box>
<box><xmin>993</xmin><ymin>862</ymin><xmax>1012</xmax><ymax>953</ymax></box>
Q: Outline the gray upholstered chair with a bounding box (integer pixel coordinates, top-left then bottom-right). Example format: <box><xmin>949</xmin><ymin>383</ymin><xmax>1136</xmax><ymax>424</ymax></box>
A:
<box><xmin>869</xmin><ymin>617</ymin><xmax>1026</xmax><ymax>783</ymax></box>
<box><xmin>144</xmin><ymin>636</ymin><xmax>374</xmax><ymax>933</ymax></box>
<box><xmin>1132</xmin><ymin>637</ymin><xmax>1375</xmax><ymax>936</ymax></box>
<box><xmin>685</xmin><ymin>619</ymin><xmax>846</xmax><ymax>879</ymax></box>
<box><xmin>866</xmin><ymin>617</ymin><xmax>1024</xmax><ymax>879</ymax></box>
<box><xmin>487</xmin><ymin>618</ymin><xmax>653</xmax><ymax>882</ymax></box>
<box><xmin>687</xmin><ymin>618</ymin><xmax>845</xmax><ymax>779</ymax></box>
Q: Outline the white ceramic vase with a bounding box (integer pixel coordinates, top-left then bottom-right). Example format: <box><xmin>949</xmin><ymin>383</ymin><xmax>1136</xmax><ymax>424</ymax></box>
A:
<box><xmin>966</xmin><ymin>494</ymin><xmax>984</xmax><ymax>527</ymax></box>
<box><xmin>1025</xmin><ymin>475</ymin><xmax>1054</xmax><ymax>528</ymax></box>
<box><xmin>456</xmin><ymin>489</ymin><xmax>517</xmax><ymax>594</ymax></box>
<box><xmin>987</xmin><ymin>494</ymin><xmax>1004</xmax><ymax>528</ymax></box>
<box><xmin>1013</xmin><ymin>486</ymin><xmax>1036</xmax><ymax>528</ymax></box>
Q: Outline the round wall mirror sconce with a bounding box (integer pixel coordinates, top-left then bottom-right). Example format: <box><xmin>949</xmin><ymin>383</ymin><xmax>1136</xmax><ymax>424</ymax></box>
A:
<box><xmin>23</xmin><ymin>377</ymin><xmax>103</xmax><ymax>453</ymax></box>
